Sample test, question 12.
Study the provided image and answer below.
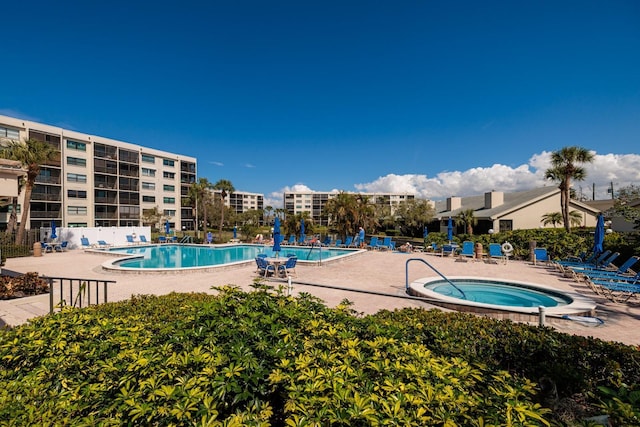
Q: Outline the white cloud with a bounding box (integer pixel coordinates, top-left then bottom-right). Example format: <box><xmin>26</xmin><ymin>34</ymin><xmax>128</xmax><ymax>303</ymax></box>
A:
<box><xmin>209</xmin><ymin>161</ymin><xmax>224</xmax><ymax>166</ymax></box>
<box><xmin>264</xmin><ymin>151</ymin><xmax>640</xmax><ymax>208</ymax></box>
<box><xmin>354</xmin><ymin>151</ymin><xmax>640</xmax><ymax>201</ymax></box>
<box><xmin>244</xmin><ymin>163</ymin><xmax>256</xmax><ymax>168</ymax></box>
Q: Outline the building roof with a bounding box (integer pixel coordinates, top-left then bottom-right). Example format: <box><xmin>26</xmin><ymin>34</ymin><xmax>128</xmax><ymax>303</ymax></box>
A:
<box><xmin>434</xmin><ymin>186</ymin><xmax>601</xmax><ymax>220</ymax></box>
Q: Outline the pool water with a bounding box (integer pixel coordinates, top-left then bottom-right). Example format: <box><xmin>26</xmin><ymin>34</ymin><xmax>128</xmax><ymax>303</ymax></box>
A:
<box><xmin>108</xmin><ymin>244</ymin><xmax>354</xmax><ymax>269</ymax></box>
<box><xmin>425</xmin><ymin>279</ymin><xmax>570</xmax><ymax>308</ymax></box>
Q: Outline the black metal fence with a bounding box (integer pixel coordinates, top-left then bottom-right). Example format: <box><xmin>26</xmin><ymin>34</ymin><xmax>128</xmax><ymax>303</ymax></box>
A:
<box><xmin>45</xmin><ymin>276</ymin><xmax>117</xmax><ymax>314</ymax></box>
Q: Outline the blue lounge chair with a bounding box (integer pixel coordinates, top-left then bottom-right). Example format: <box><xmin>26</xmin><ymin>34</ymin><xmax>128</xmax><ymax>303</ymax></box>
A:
<box><xmin>349</xmin><ymin>236</ymin><xmax>360</xmax><ymax>248</ymax></box>
<box><xmin>321</xmin><ymin>236</ymin><xmax>331</xmax><ymax>246</ymax></box>
<box><xmin>139</xmin><ymin>235</ymin><xmax>149</xmax><ymax>244</ymax></box>
<box><xmin>377</xmin><ymin>237</ymin><xmax>393</xmax><ymax>251</ymax></box>
<box><xmin>572</xmin><ymin>256</ymin><xmax>639</xmax><ymax>280</ymax></box>
<box><xmin>126</xmin><ymin>235</ymin><xmax>136</xmax><ymax>245</ymax></box>
<box><xmin>54</xmin><ymin>241</ymin><xmax>68</xmax><ymax>252</ymax></box>
<box><xmin>332</xmin><ymin>239</ymin><xmax>342</xmax><ymax>248</ymax></box>
<box><xmin>441</xmin><ymin>244</ymin><xmax>456</xmax><ymax>257</ymax></box>
<box><xmin>488</xmin><ymin>243</ymin><xmax>505</xmax><ymax>264</ymax></box>
<box><xmin>80</xmin><ymin>237</ymin><xmax>93</xmax><ymax>249</ymax></box>
<box><xmin>458</xmin><ymin>241</ymin><xmax>475</xmax><ymax>260</ymax></box>
<box><xmin>41</xmin><ymin>242</ymin><xmax>54</xmax><ymax>253</ymax></box>
<box><xmin>282</xmin><ymin>235</ymin><xmax>295</xmax><ymax>245</ymax></box>
<box><xmin>340</xmin><ymin>236</ymin><xmax>352</xmax><ymax>247</ymax></box>
<box><xmin>533</xmin><ymin>248</ymin><xmax>549</xmax><ymax>265</ymax></box>
<box><xmin>97</xmin><ymin>240</ymin><xmax>111</xmax><ymax>248</ymax></box>
<box><xmin>366</xmin><ymin>236</ymin><xmax>379</xmax><ymax>250</ymax></box>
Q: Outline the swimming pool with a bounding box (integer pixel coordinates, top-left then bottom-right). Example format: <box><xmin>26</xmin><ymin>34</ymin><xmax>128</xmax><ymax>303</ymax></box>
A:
<box><xmin>407</xmin><ymin>276</ymin><xmax>596</xmax><ymax>318</ymax></box>
<box><xmin>102</xmin><ymin>244</ymin><xmax>358</xmax><ymax>272</ymax></box>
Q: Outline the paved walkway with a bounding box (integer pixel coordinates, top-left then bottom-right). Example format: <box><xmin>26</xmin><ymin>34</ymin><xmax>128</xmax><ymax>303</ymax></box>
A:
<box><xmin>1</xmin><ymin>249</ymin><xmax>638</xmax><ymax>346</ymax></box>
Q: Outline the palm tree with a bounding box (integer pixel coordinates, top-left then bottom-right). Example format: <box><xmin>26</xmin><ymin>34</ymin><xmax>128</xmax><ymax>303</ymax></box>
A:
<box><xmin>541</xmin><ymin>212</ymin><xmax>563</xmax><ymax>228</ymax></box>
<box><xmin>324</xmin><ymin>192</ymin><xmax>359</xmax><ymax>240</ymax></box>
<box><xmin>0</xmin><ymin>138</ymin><xmax>58</xmax><ymax>244</ymax></box>
<box><xmin>545</xmin><ymin>146</ymin><xmax>594</xmax><ymax>232</ymax></box>
<box><xmin>188</xmin><ymin>178</ymin><xmax>213</xmax><ymax>236</ymax></box>
<box><xmin>455</xmin><ymin>209</ymin><xmax>477</xmax><ymax>234</ymax></box>
<box><xmin>212</xmin><ymin>179</ymin><xmax>235</xmax><ymax>238</ymax></box>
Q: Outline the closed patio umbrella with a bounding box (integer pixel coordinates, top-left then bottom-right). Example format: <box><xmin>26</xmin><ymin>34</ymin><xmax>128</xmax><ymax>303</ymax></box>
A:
<box><xmin>165</xmin><ymin>220</ymin><xmax>171</xmax><ymax>235</ymax></box>
<box><xmin>273</xmin><ymin>217</ymin><xmax>281</xmax><ymax>257</ymax></box>
<box><xmin>299</xmin><ymin>219</ymin><xmax>305</xmax><ymax>243</ymax></box>
<box><xmin>50</xmin><ymin>220</ymin><xmax>57</xmax><ymax>240</ymax></box>
<box><xmin>447</xmin><ymin>217</ymin><xmax>453</xmax><ymax>242</ymax></box>
<box><xmin>233</xmin><ymin>225</ymin><xmax>237</xmax><ymax>239</ymax></box>
<box><xmin>593</xmin><ymin>214</ymin><xmax>605</xmax><ymax>256</ymax></box>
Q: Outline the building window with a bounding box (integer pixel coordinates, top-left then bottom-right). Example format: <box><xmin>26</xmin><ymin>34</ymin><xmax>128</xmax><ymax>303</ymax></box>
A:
<box><xmin>141</xmin><ymin>154</ymin><xmax>155</xmax><ymax>163</ymax></box>
<box><xmin>499</xmin><ymin>220</ymin><xmax>513</xmax><ymax>232</ymax></box>
<box><xmin>142</xmin><ymin>195</ymin><xmax>156</xmax><ymax>203</ymax></box>
<box><xmin>66</xmin><ymin>156</ymin><xmax>87</xmax><ymax>167</ymax></box>
<box><xmin>0</xmin><ymin>125</ymin><xmax>20</xmax><ymax>140</ymax></box>
<box><xmin>141</xmin><ymin>182</ymin><xmax>156</xmax><ymax>190</ymax></box>
<box><xmin>163</xmin><ymin>171</ymin><xmax>175</xmax><ymax>179</ymax></box>
<box><xmin>164</xmin><ymin>209</ymin><xmax>176</xmax><ymax>216</ymax></box>
<box><xmin>163</xmin><ymin>184</ymin><xmax>175</xmax><ymax>192</ymax></box>
<box><xmin>163</xmin><ymin>159</ymin><xmax>175</xmax><ymax>167</ymax></box>
<box><xmin>68</xmin><ymin>206</ymin><xmax>88</xmax><ymax>215</ymax></box>
<box><xmin>67</xmin><ymin>222</ymin><xmax>87</xmax><ymax>227</ymax></box>
<box><xmin>141</xmin><ymin>168</ymin><xmax>156</xmax><ymax>177</ymax></box>
<box><xmin>67</xmin><ymin>173</ymin><xmax>87</xmax><ymax>183</ymax></box>
<box><xmin>163</xmin><ymin>197</ymin><xmax>175</xmax><ymax>204</ymax></box>
<box><xmin>67</xmin><ymin>190</ymin><xmax>87</xmax><ymax>199</ymax></box>
<box><xmin>66</xmin><ymin>140</ymin><xmax>87</xmax><ymax>151</ymax></box>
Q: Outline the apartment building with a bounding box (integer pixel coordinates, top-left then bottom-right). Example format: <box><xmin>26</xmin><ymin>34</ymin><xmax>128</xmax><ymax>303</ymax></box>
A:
<box><xmin>211</xmin><ymin>189</ymin><xmax>264</xmax><ymax>214</ymax></box>
<box><xmin>0</xmin><ymin>115</ymin><xmax>197</xmax><ymax>231</ymax></box>
<box><xmin>284</xmin><ymin>191</ymin><xmax>415</xmax><ymax>226</ymax></box>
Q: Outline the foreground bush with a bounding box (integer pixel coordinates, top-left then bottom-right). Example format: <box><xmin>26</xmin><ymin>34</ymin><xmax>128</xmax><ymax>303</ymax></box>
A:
<box><xmin>0</xmin><ymin>286</ymin><xmax>638</xmax><ymax>426</ymax></box>
<box><xmin>0</xmin><ymin>272</ymin><xmax>49</xmax><ymax>299</ymax></box>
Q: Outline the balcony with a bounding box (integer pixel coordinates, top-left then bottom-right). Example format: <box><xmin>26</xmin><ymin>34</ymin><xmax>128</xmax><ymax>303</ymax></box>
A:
<box><xmin>29</xmin><ymin>211</ymin><xmax>62</xmax><ymax>219</ymax></box>
<box><xmin>31</xmin><ymin>193</ymin><xmax>62</xmax><ymax>201</ymax></box>
<box><xmin>36</xmin><ymin>176</ymin><xmax>62</xmax><ymax>185</ymax></box>
<box><xmin>95</xmin><ymin>197</ymin><xmax>118</xmax><ymax>204</ymax></box>
<box><xmin>95</xmin><ymin>212</ymin><xmax>118</xmax><ymax>219</ymax></box>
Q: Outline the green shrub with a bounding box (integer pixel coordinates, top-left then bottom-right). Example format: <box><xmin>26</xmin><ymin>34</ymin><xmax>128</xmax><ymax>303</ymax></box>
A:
<box><xmin>0</xmin><ymin>272</ymin><xmax>49</xmax><ymax>299</ymax></box>
<box><xmin>0</xmin><ymin>287</ymin><xmax>638</xmax><ymax>425</ymax></box>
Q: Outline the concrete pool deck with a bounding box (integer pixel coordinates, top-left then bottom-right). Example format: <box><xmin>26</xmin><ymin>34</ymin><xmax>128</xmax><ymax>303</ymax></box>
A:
<box><xmin>1</xmin><ymin>249</ymin><xmax>638</xmax><ymax>346</ymax></box>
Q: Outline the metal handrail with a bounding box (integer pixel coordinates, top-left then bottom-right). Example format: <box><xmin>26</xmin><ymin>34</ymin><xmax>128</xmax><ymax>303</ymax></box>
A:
<box><xmin>405</xmin><ymin>257</ymin><xmax>466</xmax><ymax>299</ymax></box>
<box><xmin>45</xmin><ymin>276</ymin><xmax>117</xmax><ymax>313</ymax></box>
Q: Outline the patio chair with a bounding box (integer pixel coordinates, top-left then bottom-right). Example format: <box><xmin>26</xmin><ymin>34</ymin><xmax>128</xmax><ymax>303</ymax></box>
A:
<box><xmin>139</xmin><ymin>235</ymin><xmax>149</xmax><ymax>244</ymax></box>
<box><xmin>278</xmin><ymin>256</ymin><xmax>298</xmax><ymax>278</ymax></box>
<box><xmin>97</xmin><ymin>240</ymin><xmax>111</xmax><ymax>248</ymax></box>
<box><xmin>563</xmin><ymin>252</ymin><xmax>621</xmax><ymax>280</ymax></box>
<box><xmin>158</xmin><ymin>236</ymin><xmax>167</xmax><ymax>244</ymax></box>
<box><xmin>366</xmin><ymin>236</ymin><xmax>379</xmax><ymax>250</ymax></box>
<box><xmin>488</xmin><ymin>243</ymin><xmax>505</xmax><ymax>264</ymax></box>
<box><xmin>340</xmin><ymin>236</ymin><xmax>352</xmax><ymax>247</ymax></box>
<box><xmin>80</xmin><ymin>237</ymin><xmax>93</xmax><ymax>249</ymax></box>
<box><xmin>321</xmin><ymin>236</ymin><xmax>332</xmax><ymax>246</ymax></box>
<box><xmin>332</xmin><ymin>239</ymin><xmax>342</xmax><ymax>248</ymax></box>
<box><xmin>442</xmin><ymin>244</ymin><xmax>456</xmax><ymax>257</ymax></box>
<box><xmin>457</xmin><ymin>241</ymin><xmax>475</xmax><ymax>261</ymax></box>
<box><xmin>255</xmin><ymin>256</ymin><xmax>276</xmax><ymax>277</ymax></box>
<box><xmin>571</xmin><ymin>256</ymin><xmax>639</xmax><ymax>281</ymax></box>
<box><xmin>54</xmin><ymin>241</ymin><xmax>68</xmax><ymax>252</ymax></box>
<box><xmin>41</xmin><ymin>242</ymin><xmax>54</xmax><ymax>253</ymax></box>
<box><xmin>533</xmin><ymin>248</ymin><xmax>550</xmax><ymax>265</ymax></box>
<box><xmin>349</xmin><ymin>236</ymin><xmax>360</xmax><ymax>248</ymax></box>
<box><xmin>377</xmin><ymin>237</ymin><xmax>393</xmax><ymax>251</ymax></box>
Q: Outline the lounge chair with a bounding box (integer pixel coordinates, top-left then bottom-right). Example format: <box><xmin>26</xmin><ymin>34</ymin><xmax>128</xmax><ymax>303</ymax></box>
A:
<box><xmin>97</xmin><ymin>240</ymin><xmax>111</xmax><ymax>248</ymax></box>
<box><xmin>158</xmin><ymin>236</ymin><xmax>167</xmax><ymax>244</ymax></box>
<box><xmin>80</xmin><ymin>237</ymin><xmax>93</xmax><ymax>249</ymax></box>
<box><xmin>321</xmin><ymin>236</ymin><xmax>331</xmax><ymax>246</ymax></box>
<box><xmin>54</xmin><ymin>241</ymin><xmax>68</xmax><ymax>252</ymax></box>
<box><xmin>366</xmin><ymin>236</ymin><xmax>379</xmax><ymax>250</ymax></box>
<box><xmin>457</xmin><ymin>241</ymin><xmax>475</xmax><ymax>261</ymax></box>
<box><xmin>571</xmin><ymin>256</ymin><xmax>639</xmax><ymax>281</ymax></box>
<box><xmin>441</xmin><ymin>244</ymin><xmax>456</xmax><ymax>257</ymax></box>
<box><xmin>533</xmin><ymin>248</ymin><xmax>550</xmax><ymax>265</ymax></box>
<box><xmin>488</xmin><ymin>243</ymin><xmax>505</xmax><ymax>264</ymax></box>
<box><xmin>139</xmin><ymin>235</ymin><xmax>149</xmax><ymax>244</ymax></box>
<box><xmin>41</xmin><ymin>242</ymin><xmax>54</xmax><ymax>253</ymax></box>
<box><xmin>332</xmin><ymin>239</ymin><xmax>342</xmax><ymax>248</ymax></box>
<box><xmin>278</xmin><ymin>256</ymin><xmax>298</xmax><ymax>278</ymax></box>
<box><xmin>340</xmin><ymin>236</ymin><xmax>352</xmax><ymax>248</ymax></box>
<box><xmin>377</xmin><ymin>237</ymin><xmax>393</xmax><ymax>251</ymax></box>
<box><xmin>349</xmin><ymin>236</ymin><xmax>360</xmax><ymax>248</ymax></box>
<box><xmin>126</xmin><ymin>235</ymin><xmax>135</xmax><ymax>245</ymax></box>
<box><xmin>587</xmin><ymin>275</ymin><xmax>640</xmax><ymax>302</ymax></box>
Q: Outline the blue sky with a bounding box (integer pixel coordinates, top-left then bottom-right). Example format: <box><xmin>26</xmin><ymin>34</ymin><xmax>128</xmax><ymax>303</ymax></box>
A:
<box><xmin>2</xmin><ymin>1</ymin><xmax>639</xmax><ymax>207</ymax></box>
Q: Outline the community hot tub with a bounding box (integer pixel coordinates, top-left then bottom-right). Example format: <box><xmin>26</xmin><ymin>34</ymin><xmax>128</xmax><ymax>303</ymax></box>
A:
<box><xmin>407</xmin><ymin>276</ymin><xmax>597</xmax><ymax>321</ymax></box>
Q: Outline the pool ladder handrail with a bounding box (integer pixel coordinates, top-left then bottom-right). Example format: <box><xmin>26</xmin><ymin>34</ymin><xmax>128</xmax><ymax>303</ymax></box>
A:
<box><xmin>405</xmin><ymin>257</ymin><xmax>467</xmax><ymax>300</ymax></box>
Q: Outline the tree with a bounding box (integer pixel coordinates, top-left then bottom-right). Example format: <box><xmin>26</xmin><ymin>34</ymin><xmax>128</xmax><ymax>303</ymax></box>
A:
<box><xmin>541</xmin><ymin>212</ymin><xmax>563</xmax><ymax>228</ymax></box>
<box><xmin>0</xmin><ymin>138</ymin><xmax>58</xmax><ymax>244</ymax></box>
<box><xmin>5</xmin><ymin>175</ymin><xmax>25</xmax><ymax>234</ymax></box>
<box><xmin>394</xmin><ymin>199</ymin><xmax>435</xmax><ymax>237</ymax></box>
<box><xmin>263</xmin><ymin>205</ymin><xmax>273</xmax><ymax>225</ymax></box>
<box><xmin>188</xmin><ymin>178</ymin><xmax>213</xmax><ymax>236</ymax></box>
<box><xmin>544</xmin><ymin>146</ymin><xmax>595</xmax><ymax>232</ymax></box>
<box><xmin>212</xmin><ymin>179</ymin><xmax>235</xmax><ymax>238</ymax></box>
<box><xmin>455</xmin><ymin>209</ymin><xmax>477</xmax><ymax>235</ymax></box>
<box><xmin>141</xmin><ymin>206</ymin><xmax>165</xmax><ymax>231</ymax></box>
<box><xmin>609</xmin><ymin>184</ymin><xmax>640</xmax><ymax>228</ymax></box>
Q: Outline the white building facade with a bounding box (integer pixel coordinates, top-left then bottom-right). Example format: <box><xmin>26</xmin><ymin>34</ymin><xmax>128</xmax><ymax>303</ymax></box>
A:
<box><xmin>0</xmin><ymin>115</ymin><xmax>197</xmax><ymax>231</ymax></box>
